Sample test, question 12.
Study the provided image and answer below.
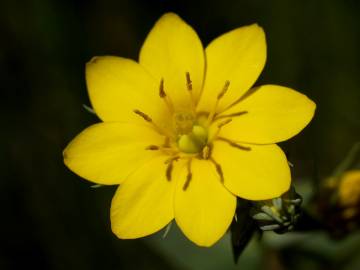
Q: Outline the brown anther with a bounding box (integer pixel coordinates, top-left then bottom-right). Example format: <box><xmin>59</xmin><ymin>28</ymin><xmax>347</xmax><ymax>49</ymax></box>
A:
<box><xmin>217</xmin><ymin>80</ymin><xmax>230</xmax><ymax>100</ymax></box>
<box><xmin>218</xmin><ymin>137</ymin><xmax>252</xmax><ymax>151</ymax></box>
<box><xmin>210</xmin><ymin>158</ymin><xmax>224</xmax><ymax>183</ymax></box>
<box><xmin>217</xmin><ymin>118</ymin><xmax>232</xmax><ymax>128</ymax></box>
<box><xmin>186</xmin><ymin>72</ymin><xmax>192</xmax><ymax>91</ymax></box>
<box><xmin>164</xmin><ymin>156</ymin><xmax>180</xmax><ymax>164</ymax></box>
<box><xmin>215</xmin><ymin>111</ymin><xmax>248</xmax><ymax>120</ymax></box>
<box><xmin>159</xmin><ymin>78</ymin><xmax>166</xmax><ymax>97</ymax></box>
<box><xmin>183</xmin><ymin>159</ymin><xmax>193</xmax><ymax>191</ymax></box>
<box><xmin>201</xmin><ymin>145</ymin><xmax>212</xmax><ymax>159</ymax></box>
<box><xmin>228</xmin><ymin>142</ymin><xmax>251</xmax><ymax>151</ymax></box>
<box><xmin>163</xmin><ymin>137</ymin><xmax>171</xmax><ymax>148</ymax></box>
<box><xmin>146</xmin><ymin>145</ymin><xmax>159</xmax><ymax>150</ymax></box>
<box><xmin>183</xmin><ymin>172</ymin><xmax>192</xmax><ymax>191</ymax></box>
<box><xmin>207</xmin><ymin>80</ymin><xmax>231</xmax><ymax>124</ymax></box>
<box><xmin>165</xmin><ymin>156</ymin><xmax>180</xmax><ymax>181</ymax></box>
<box><xmin>134</xmin><ymin>109</ymin><xmax>152</xmax><ymax>122</ymax></box>
<box><xmin>166</xmin><ymin>162</ymin><xmax>174</xmax><ymax>181</ymax></box>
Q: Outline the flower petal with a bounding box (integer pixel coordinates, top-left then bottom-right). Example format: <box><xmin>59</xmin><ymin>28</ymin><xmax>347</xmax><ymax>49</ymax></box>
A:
<box><xmin>174</xmin><ymin>159</ymin><xmax>236</xmax><ymax>247</ymax></box>
<box><xmin>197</xmin><ymin>24</ymin><xmax>266</xmax><ymax>113</ymax></box>
<box><xmin>63</xmin><ymin>122</ymin><xmax>165</xmax><ymax>185</ymax></box>
<box><xmin>218</xmin><ymin>85</ymin><xmax>316</xmax><ymax>144</ymax></box>
<box><xmin>86</xmin><ymin>56</ymin><xmax>169</xmax><ymax>125</ymax></box>
<box><xmin>139</xmin><ymin>13</ymin><xmax>205</xmax><ymax>109</ymax></box>
<box><xmin>212</xmin><ymin>140</ymin><xmax>290</xmax><ymax>200</ymax></box>
<box><xmin>111</xmin><ymin>156</ymin><xmax>175</xmax><ymax>238</ymax></box>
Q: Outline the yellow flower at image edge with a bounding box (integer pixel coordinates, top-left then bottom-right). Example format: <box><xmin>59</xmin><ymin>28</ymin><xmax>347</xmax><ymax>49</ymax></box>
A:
<box><xmin>63</xmin><ymin>13</ymin><xmax>316</xmax><ymax>247</ymax></box>
<box><xmin>338</xmin><ymin>170</ymin><xmax>360</xmax><ymax>218</ymax></box>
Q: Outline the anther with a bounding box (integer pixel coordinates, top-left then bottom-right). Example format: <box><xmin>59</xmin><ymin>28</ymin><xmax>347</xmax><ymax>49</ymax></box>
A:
<box><xmin>201</xmin><ymin>145</ymin><xmax>211</xmax><ymax>159</ymax></box>
<box><xmin>163</xmin><ymin>137</ymin><xmax>171</xmax><ymax>148</ymax></box>
<box><xmin>186</xmin><ymin>72</ymin><xmax>192</xmax><ymax>91</ymax></box>
<box><xmin>164</xmin><ymin>156</ymin><xmax>180</xmax><ymax>164</ymax></box>
<box><xmin>134</xmin><ymin>108</ymin><xmax>173</xmax><ymax>138</ymax></box>
<box><xmin>217</xmin><ymin>118</ymin><xmax>232</xmax><ymax>128</ymax></box>
<box><xmin>146</xmin><ymin>145</ymin><xmax>159</xmax><ymax>150</ymax></box>
<box><xmin>210</xmin><ymin>158</ymin><xmax>224</xmax><ymax>183</ymax></box>
<box><xmin>217</xmin><ymin>137</ymin><xmax>252</xmax><ymax>151</ymax></box>
<box><xmin>217</xmin><ymin>80</ymin><xmax>230</xmax><ymax>100</ymax></box>
<box><xmin>158</xmin><ymin>78</ymin><xmax>174</xmax><ymax>113</ymax></box>
<box><xmin>159</xmin><ymin>78</ymin><xmax>166</xmax><ymax>97</ymax></box>
<box><xmin>165</xmin><ymin>155</ymin><xmax>182</xmax><ymax>182</ymax></box>
<box><xmin>134</xmin><ymin>109</ymin><xmax>152</xmax><ymax>122</ymax></box>
<box><xmin>185</xmin><ymin>72</ymin><xmax>196</xmax><ymax>113</ymax></box>
<box><xmin>207</xmin><ymin>80</ymin><xmax>231</xmax><ymax>123</ymax></box>
<box><xmin>183</xmin><ymin>159</ymin><xmax>193</xmax><ymax>191</ymax></box>
<box><xmin>211</xmin><ymin>118</ymin><xmax>233</xmax><ymax>141</ymax></box>
<box><xmin>215</xmin><ymin>111</ymin><xmax>248</xmax><ymax>120</ymax></box>
<box><xmin>166</xmin><ymin>161</ymin><xmax>174</xmax><ymax>181</ymax></box>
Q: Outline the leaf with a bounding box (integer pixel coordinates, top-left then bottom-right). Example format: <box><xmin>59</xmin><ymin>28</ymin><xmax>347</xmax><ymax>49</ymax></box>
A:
<box><xmin>230</xmin><ymin>198</ymin><xmax>257</xmax><ymax>263</ymax></box>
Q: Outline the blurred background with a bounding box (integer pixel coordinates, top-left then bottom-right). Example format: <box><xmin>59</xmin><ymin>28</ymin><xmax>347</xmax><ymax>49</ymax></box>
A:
<box><xmin>1</xmin><ymin>0</ymin><xmax>360</xmax><ymax>269</ymax></box>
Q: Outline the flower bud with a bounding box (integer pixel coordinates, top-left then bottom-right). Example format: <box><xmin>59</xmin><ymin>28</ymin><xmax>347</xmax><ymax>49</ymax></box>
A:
<box><xmin>250</xmin><ymin>186</ymin><xmax>302</xmax><ymax>234</ymax></box>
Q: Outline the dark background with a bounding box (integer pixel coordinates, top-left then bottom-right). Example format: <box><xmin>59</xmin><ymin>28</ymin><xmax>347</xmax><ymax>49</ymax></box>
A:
<box><xmin>1</xmin><ymin>0</ymin><xmax>360</xmax><ymax>269</ymax></box>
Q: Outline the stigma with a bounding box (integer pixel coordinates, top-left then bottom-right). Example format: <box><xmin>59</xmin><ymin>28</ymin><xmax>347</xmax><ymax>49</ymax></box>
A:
<box><xmin>177</xmin><ymin>124</ymin><xmax>208</xmax><ymax>154</ymax></box>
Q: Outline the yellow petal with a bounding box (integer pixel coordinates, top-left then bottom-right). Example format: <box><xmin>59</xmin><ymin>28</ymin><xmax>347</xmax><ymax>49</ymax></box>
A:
<box><xmin>86</xmin><ymin>56</ymin><xmax>169</xmax><ymax>125</ymax></box>
<box><xmin>212</xmin><ymin>140</ymin><xmax>290</xmax><ymax>200</ymax></box>
<box><xmin>174</xmin><ymin>159</ymin><xmax>236</xmax><ymax>247</ymax></box>
<box><xmin>63</xmin><ymin>122</ymin><xmax>165</xmax><ymax>185</ymax></box>
<box><xmin>197</xmin><ymin>24</ymin><xmax>266</xmax><ymax>113</ymax></box>
<box><xmin>111</xmin><ymin>156</ymin><xmax>175</xmax><ymax>238</ymax></box>
<box><xmin>139</xmin><ymin>13</ymin><xmax>205</xmax><ymax>109</ymax></box>
<box><xmin>219</xmin><ymin>85</ymin><xmax>316</xmax><ymax>144</ymax></box>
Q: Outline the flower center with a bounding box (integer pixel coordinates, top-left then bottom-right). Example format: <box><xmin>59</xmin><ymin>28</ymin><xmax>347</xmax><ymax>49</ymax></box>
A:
<box><xmin>174</xmin><ymin>111</ymin><xmax>208</xmax><ymax>154</ymax></box>
<box><xmin>133</xmin><ymin>73</ymin><xmax>252</xmax><ymax>190</ymax></box>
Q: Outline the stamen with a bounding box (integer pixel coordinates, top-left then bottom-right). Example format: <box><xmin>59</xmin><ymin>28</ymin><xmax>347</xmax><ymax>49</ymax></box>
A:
<box><xmin>183</xmin><ymin>159</ymin><xmax>193</xmax><ymax>191</ymax></box>
<box><xmin>158</xmin><ymin>78</ymin><xmax>174</xmax><ymax>113</ymax></box>
<box><xmin>164</xmin><ymin>155</ymin><xmax>180</xmax><ymax>164</ymax></box>
<box><xmin>217</xmin><ymin>80</ymin><xmax>230</xmax><ymax>100</ymax></box>
<box><xmin>201</xmin><ymin>145</ymin><xmax>212</xmax><ymax>159</ymax></box>
<box><xmin>146</xmin><ymin>145</ymin><xmax>159</xmax><ymax>150</ymax></box>
<box><xmin>159</xmin><ymin>79</ymin><xmax>166</xmax><ymax>98</ymax></box>
<box><xmin>211</xmin><ymin>118</ymin><xmax>232</xmax><ymax>140</ymax></box>
<box><xmin>163</xmin><ymin>137</ymin><xmax>171</xmax><ymax>148</ymax></box>
<box><xmin>217</xmin><ymin>118</ymin><xmax>232</xmax><ymax>128</ymax></box>
<box><xmin>185</xmin><ymin>72</ymin><xmax>196</xmax><ymax>113</ymax></box>
<box><xmin>145</xmin><ymin>145</ymin><xmax>179</xmax><ymax>157</ymax></box>
<box><xmin>217</xmin><ymin>137</ymin><xmax>252</xmax><ymax>151</ymax></box>
<box><xmin>215</xmin><ymin>111</ymin><xmax>248</xmax><ymax>121</ymax></box>
<box><xmin>207</xmin><ymin>80</ymin><xmax>230</xmax><ymax>124</ymax></box>
<box><xmin>134</xmin><ymin>109</ymin><xmax>152</xmax><ymax>122</ymax></box>
<box><xmin>166</xmin><ymin>161</ymin><xmax>174</xmax><ymax>181</ymax></box>
<box><xmin>133</xmin><ymin>109</ymin><xmax>173</xmax><ymax>138</ymax></box>
<box><xmin>210</xmin><ymin>157</ymin><xmax>224</xmax><ymax>183</ymax></box>
<box><xmin>186</xmin><ymin>72</ymin><xmax>192</xmax><ymax>91</ymax></box>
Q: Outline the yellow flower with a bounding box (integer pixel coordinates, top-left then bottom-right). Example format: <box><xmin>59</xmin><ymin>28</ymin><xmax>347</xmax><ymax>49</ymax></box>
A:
<box><xmin>63</xmin><ymin>13</ymin><xmax>316</xmax><ymax>247</ymax></box>
<box><xmin>338</xmin><ymin>170</ymin><xmax>360</xmax><ymax>219</ymax></box>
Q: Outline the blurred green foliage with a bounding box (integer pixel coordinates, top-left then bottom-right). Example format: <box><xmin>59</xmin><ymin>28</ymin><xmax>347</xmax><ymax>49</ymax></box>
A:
<box><xmin>1</xmin><ymin>0</ymin><xmax>359</xmax><ymax>269</ymax></box>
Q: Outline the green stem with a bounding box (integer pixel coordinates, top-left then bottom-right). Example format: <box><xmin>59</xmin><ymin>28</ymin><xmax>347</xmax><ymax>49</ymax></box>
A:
<box><xmin>333</xmin><ymin>142</ymin><xmax>360</xmax><ymax>177</ymax></box>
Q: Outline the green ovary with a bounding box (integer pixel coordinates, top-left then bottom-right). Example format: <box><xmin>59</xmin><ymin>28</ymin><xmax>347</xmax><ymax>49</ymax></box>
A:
<box><xmin>177</xmin><ymin>125</ymin><xmax>208</xmax><ymax>154</ymax></box>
